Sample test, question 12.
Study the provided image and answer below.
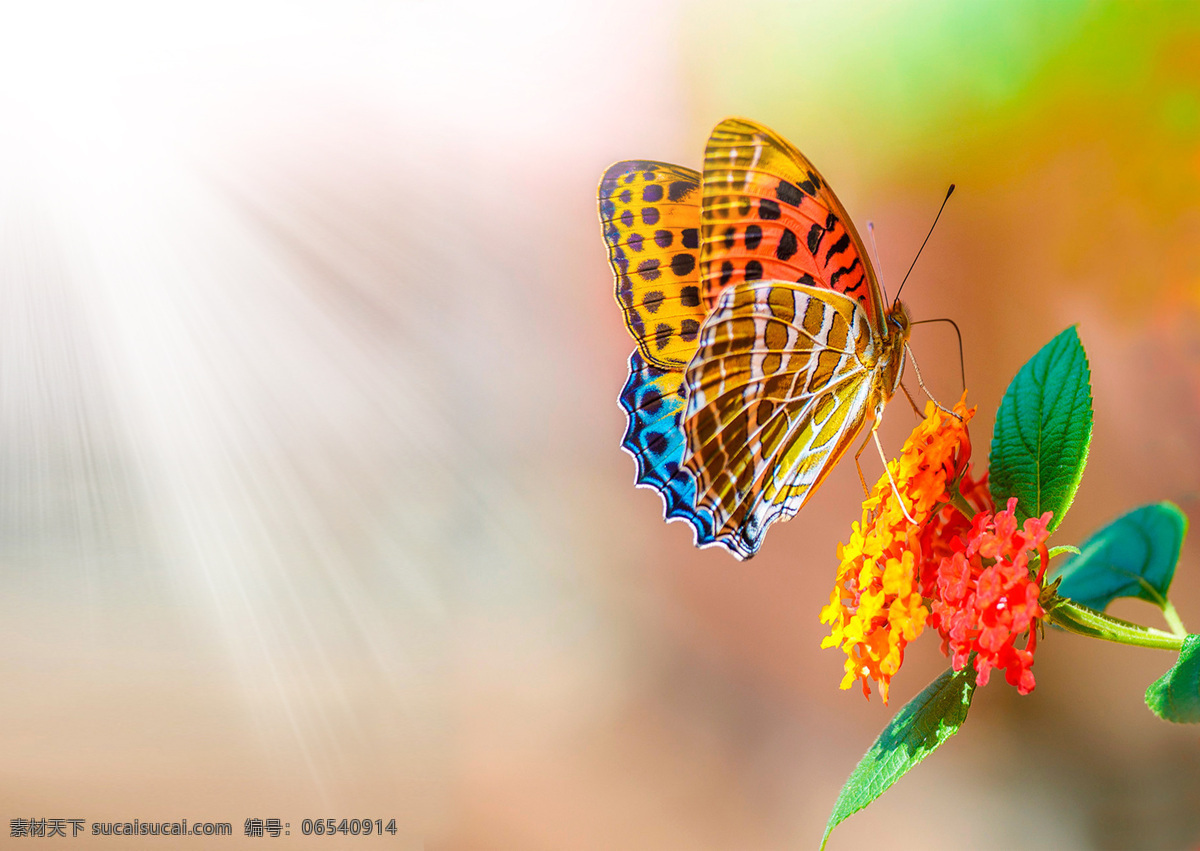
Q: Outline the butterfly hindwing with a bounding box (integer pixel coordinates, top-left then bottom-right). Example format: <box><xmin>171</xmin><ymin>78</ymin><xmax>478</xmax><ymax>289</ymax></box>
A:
<box><xmin>682</xmin><ymin>281</ymin><xmax>878</xmax><ymax>559</ymax></box>
<box><xmin>619</xmin><ymin>350</ymin><xmax>718</xmax><ymax>545</ymax></box>
<box><xmin>599</xmin><ymin>161</ymin><xmax>705</xmax><ymax>370</ymax></box>
<box><xmin>699</xmin><ymin>118</ymin><xmax>886</xmax><ymax>334</ymax></box>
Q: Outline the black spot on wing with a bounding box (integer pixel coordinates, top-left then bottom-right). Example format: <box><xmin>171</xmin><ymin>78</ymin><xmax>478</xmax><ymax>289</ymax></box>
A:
<box><xmin>668</xmin><ymin>180</ymin><xmax>694</xmax><ymax>202</ymax></box>
<box><xmin>719</xmin><ymin>261</ymin><xmax>734</xmax><ymax>286</ymax></box>
<box><xmin>654</xmin><ymin>229</ymin><xmax>672</xmax><ymax>248</ymax></box>
<box><xmin>745</xmin><ymin>224</ymin><xmax>763</xmax><ymax>250</ymax></box>
<box><xmin>643</xmin><ymin>291</ymin><xmax>664</xmax><ymax>313</ymax></box>
<box><xmin>642</xmin><ymin>184</ymin><xmax>663</xmax><ymax>202</ymax></box>
<box><xmin>680</xmin><ymin>286</ymin><xmax>700</xmax><ymax>307</ymax></box>
<box><xmin>637</xmin><ymin>259</ymin><xmax>661</xmax><ymax>280</ymax></box>
<box><xmin>671</xmin><ymin>253</ymin><xmax>696</xmax><ymax>277</ymax></box>
<box><xmin>829</xmin><ymin>258</ymin><xmax>863</xmax><ymax>292</ymax></box>
<box><xmin>777</xmin><ymin>228</ymin><xmax>798</xmax><ymax>262</ymax></box>
<box><xmin>807</xmin><ymin>223</ymin><xmax>825</xmax><ymax>254</ymax></box>
<box><xmin>680</xmin><ymin>319</ymin><xmax>699</xmax><ymax>341</ymax></box>
<box><xmin>645</xmin><ymin>431</ymin><xmax>668</xmax><ymax>456</ymax></box>
<box><xmin>759</xmin><ymin>199</ymin><xmax>781</xmax><ymax>220</ymax></box>
<box><xmin>776</xmin><ymin>180</ymin><xmax>803</xmax><ymax>207</ymax></box>
<box><xmin>824</xmin><ymin>232</ymin><xmax>851</xmax><ymax>263</ymax></box>
<box><xmin>745</xmin><ymin>260</ymin><xmax>763</xmax><ymax>281</ymax></box>
<box><xmin>682</xmin><ymin>228</ymin><xmax>699</xmax><ymax>249</ymax></box>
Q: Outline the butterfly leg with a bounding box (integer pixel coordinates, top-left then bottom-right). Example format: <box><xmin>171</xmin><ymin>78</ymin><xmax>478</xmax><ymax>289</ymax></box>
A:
<box><xmin>872</xmin><ymin>426</ymin><xmax>918</xmax><ymax>524</ymax></box>
<box><xmin>899</xmin><ymin>380</ymin><xmax>923</xmax><ymax>418</ymax></box>
<box><xmin>905</xmin><ymin>343</ymin><xmax>963</xmax><ymax>420</ymax></box>
<box><xmin>853</xmin><ymin>423</ymin><xmax>919</xmax><ymax>524</ymax></box>
<box><xmin>853</xmin><ymin>429</ymin><xmax>874</xmax><ymax>497</ymax></box>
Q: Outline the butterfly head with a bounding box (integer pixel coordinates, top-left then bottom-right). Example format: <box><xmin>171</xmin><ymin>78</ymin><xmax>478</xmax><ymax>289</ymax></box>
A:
<box><xmin>886</xmin><ymin>299</ymin><xmax>913</xmax><ymax>341</ymax></box>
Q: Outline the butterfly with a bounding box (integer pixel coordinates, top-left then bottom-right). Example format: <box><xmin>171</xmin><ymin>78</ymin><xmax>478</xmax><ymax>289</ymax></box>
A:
<box><xmin>598</xmin><ymin>118</ymin><xmax>913</xmax><ymax>560</ymax></box>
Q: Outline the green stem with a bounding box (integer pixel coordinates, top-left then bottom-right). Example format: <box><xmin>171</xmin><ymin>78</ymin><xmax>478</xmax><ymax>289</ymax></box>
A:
<box><xmin>1044</xmin><ymin>594</ymin><xmax>1184</xmax><ymax>651</ymax></box>
<box><xmin>1162</xmin><ymin>600</ymin><xmax>1188</xmax><ymax>638</ymax></box>
<box><xmin>946</xmin><ymin>488</ymin><xmax>977</xmax><ymax>521</ymax></box>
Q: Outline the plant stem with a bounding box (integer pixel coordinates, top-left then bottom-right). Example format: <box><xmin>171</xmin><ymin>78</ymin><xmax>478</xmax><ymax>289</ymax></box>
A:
<box><xmin>1044</xmin><ymin>595</ymin><xmax>1185</xmax><ymax>651</ymax></box>
<box><xmin>1162</xmin><ymin>600</ymin><xmax>1188</xmax><ymax>638</ymax></box>
<box><xmin>947</xmin><ymin>488</ymin><xmax>976</xmax><ymax>521</ymax></box>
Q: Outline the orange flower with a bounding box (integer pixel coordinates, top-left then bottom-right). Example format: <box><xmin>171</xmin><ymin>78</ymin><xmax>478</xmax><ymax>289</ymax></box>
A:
<box><xmin>820</xmin><ymin>395</ymin><xmax>978</xmax><ymax>703</ymax></box>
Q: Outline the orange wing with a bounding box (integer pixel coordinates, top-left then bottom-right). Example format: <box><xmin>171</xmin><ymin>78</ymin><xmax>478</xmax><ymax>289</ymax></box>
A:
<box><xmin>699</xmin><ymin>118</ymin><xmax>886</xmax><ymax>335</ymax></box>
<box><xmin>598</xmin><ymin>161</ymin><xmax>704</xmax><ymax>369</ymax></box>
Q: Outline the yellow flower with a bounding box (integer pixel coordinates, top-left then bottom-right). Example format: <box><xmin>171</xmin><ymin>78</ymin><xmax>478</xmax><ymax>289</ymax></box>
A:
<box><xmin>820</xmin><ymin>396</ymin><xmax>976</xmax><ymax>703</ymax></box>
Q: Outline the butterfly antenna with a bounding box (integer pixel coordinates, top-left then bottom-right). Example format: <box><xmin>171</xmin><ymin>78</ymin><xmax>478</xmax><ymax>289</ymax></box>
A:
<box><xmin>911</xmin><ymin>317</ymin><xmax>966</xmax><ymax>392</ymax></box>
<box><xmin>866</xmin><ymin>221</ymin><xmax>890</xmax><ymax>305</ymax></box>
<box><xmin>893</xmin><ymin>184</ymin><xmax>955</xmax><ymax>304</ymax></box>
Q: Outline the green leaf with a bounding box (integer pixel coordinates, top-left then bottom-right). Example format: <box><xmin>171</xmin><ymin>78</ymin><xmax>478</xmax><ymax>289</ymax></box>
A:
<box><xmin>1145</xmin><ymin>635</ymin><xmax>1200</xmax><ymax>723</ymax></box>
<box><xmin>1030</xmin><ymin>545</ymin><xmax>1081</xmax><ymax>575</ymax></box>
<box><xmin>989</xmin><ymin>326</ymin><xmax>1093</xmax><ymax>531</ymax></box>
<box><xmin>821</xmin><ymin>667</ymin><xmax>976</xmax><ymax>849</ymax></box>
<box><xmin>1050</xmin><ymin>502</ymin><xmax>1187</xmax><ymax>612</ymax></box>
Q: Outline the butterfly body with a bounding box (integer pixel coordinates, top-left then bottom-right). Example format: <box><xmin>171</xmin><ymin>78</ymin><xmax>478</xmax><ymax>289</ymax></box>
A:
<box><xmin>599</xmin><ymin>119</ymin><xmax>916</xmax><ymax>559</ymax></box>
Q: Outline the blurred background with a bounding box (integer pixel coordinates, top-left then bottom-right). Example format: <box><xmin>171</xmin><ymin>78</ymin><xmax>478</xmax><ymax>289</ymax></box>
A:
<box><xmin>0</xmin><ymin>1</ymin><xmax>1198</xmax><ymax>848</ymax></box>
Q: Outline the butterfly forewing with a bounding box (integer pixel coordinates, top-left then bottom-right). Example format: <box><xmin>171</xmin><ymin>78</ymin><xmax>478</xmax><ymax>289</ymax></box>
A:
<box><xmin>683</xmin><ymin>281</ymin><xmax>877</xmax><ymax>558</ymax></box>
<box><xmin>599</xmin><ymin>161</ymin><xmax>705</xmax><ymax>369</ymax></box>
<box><xmin>699</xmin><ymin>118</ymin><xmax>886</xmax><ymax>334</ymax></box>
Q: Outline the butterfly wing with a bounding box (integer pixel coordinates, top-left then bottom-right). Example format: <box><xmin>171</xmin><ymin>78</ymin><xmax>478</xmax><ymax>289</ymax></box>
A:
<box><xmin>618</xmin><ymin>350</ymin><xmax>718</xmax><ymax>544</ymax></box>
<box><xmin>602</xmin><ymin>161</ymin><xmax>720</xmax><ymax>542</ymax></box>
<box><xmin>604</xmin><ymin>123</ymin><xmax>901</xmax><ymax>559</ymax></box>
<box><xmin>599</xmin><ymin>161</ymin><xmax>705</xmax><ymax>369</ymax></box>
<box><xmin>699</xmin><ymin>118</ymin><xmax>886</xmax><ymax>335</ymax></box>
<box><xmin>683</xmin><ymin>281</ymin><xmax>879</xmax><ymax>559</ymax></box>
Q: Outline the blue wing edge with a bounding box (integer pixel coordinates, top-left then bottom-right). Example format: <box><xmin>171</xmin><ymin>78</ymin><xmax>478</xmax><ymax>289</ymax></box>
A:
<box><xmin>619</xmin><ymin>350</ymin><xmax>764</xmax><ymax>559</ymax></box>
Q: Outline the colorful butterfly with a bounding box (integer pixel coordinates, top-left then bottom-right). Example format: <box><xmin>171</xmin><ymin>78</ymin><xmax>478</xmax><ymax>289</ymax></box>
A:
<box><xmin>598</xmin><ymin>118</ymin><xmax>914</xmax><ymax>560</ymax></box>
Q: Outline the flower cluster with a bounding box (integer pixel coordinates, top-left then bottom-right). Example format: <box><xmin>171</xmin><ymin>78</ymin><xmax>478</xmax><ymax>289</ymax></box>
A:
<box><xmin>927</xmin><ymin>498</ymin><xmax>1051</xmax><ymax>694</ymax></box>
<box><xmin>819</xmin><ymin>397</ymin><xmax>978</xmax><ymax>703</ymax></box>
<box><xmin>821</xmin><ymin>390</ymin><xmax>1056</xmax><ymax>702</ymax></box>
<box><xmin>915</xmin><ymin>461</ymin><xmax>993</xmax><ymax>580</ymax></box>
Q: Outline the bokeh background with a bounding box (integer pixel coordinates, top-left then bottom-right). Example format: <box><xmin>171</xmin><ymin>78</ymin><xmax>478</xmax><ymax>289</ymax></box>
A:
<box><xmin>1</xmin><ymin>1</ymin><xmax>1199</xmax><ymax>848</ymax></box>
